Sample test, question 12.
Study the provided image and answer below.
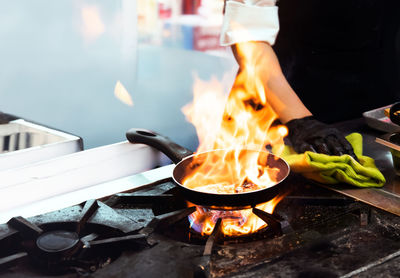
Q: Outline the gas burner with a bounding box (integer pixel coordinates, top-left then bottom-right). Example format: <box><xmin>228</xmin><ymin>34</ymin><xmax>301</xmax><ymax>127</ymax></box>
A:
<box><xmin>36</xmin><ymin>230</ymin><xmax>80</xmax><ymax>253</ymax></box>
<box><xmin>108</xmin><ymin>181</ymin><xmax>290</xmax><ymax>245</ymax></box>
<box><xmin>1</xmin><ymin>200</ymin><xmax>148</xmax><ymax>275</ymax></box>
<box><xmin>2</xmin><ymin>175</ymin><xmax>400</xmax><ymax>278</ymax></box>
<box><xmin>162</xmin><ymin>208</ymin><xmax>290</xmax><ymax>246</ymax></box>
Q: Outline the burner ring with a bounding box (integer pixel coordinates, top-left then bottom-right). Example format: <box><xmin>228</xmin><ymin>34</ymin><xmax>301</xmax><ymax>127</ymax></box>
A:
<box><xmin>36</xmin><ymin>230</ymin><xmax>79</xmax><ymax>253</ymax></box>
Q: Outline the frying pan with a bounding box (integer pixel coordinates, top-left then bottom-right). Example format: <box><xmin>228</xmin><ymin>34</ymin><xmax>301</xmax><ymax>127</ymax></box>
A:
<box><xmin>126</xmin><ymin>128</ymin><xmax>290</xmax><ymax>209</ymax></box>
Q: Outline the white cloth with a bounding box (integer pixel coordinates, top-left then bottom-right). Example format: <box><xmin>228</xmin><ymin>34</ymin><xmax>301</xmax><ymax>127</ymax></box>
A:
<box><xmin>220</xmin><ymin>0</ymin><xmax>280</xmax><ymax>46</ymax></box>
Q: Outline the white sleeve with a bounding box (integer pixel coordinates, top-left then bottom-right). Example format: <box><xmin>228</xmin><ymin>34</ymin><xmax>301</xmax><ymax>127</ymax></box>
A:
<box><xmin>220</xmin><ymin>0</ymin><xmax>280</xmax><ymax>46</ymax></box>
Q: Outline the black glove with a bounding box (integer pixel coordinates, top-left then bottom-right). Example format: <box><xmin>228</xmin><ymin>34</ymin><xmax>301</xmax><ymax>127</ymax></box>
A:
<box><xmin>285</xmin><ymin>116</ymin><xmax>358</xmax><ymax>160</ymax></box>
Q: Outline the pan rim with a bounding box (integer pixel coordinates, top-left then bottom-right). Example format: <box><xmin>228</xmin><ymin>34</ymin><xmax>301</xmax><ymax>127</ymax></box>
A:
<box><xmin>172</xmin><ymin>148</ymin><xmax>290</xmax><ymax>196</ymax></box>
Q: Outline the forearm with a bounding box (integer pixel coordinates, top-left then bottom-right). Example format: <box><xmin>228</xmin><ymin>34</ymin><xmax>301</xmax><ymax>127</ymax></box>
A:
<box><xmin>232</xmin><ymin>41</ymin><xmax>312</xmax><ymax>123</ymax></box>
<box><xmin>222</xmin><ymin>0</ymin><xmax>310</xmax><ymax>123</ymax></box>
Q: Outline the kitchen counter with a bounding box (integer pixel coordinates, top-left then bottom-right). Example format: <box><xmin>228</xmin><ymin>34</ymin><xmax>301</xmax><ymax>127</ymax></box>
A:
<box><xmin>0</xmin><ymin>142</ymin><xmax>167</xmax><ymax>224</ymax></box>
<box><xmin>326</xmin><ymin>117</ymin><xmax>400</xmax><ymax>216</ymax></box>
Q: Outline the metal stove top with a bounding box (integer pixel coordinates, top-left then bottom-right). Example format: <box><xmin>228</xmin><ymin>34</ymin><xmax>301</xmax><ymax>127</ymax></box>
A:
<box><xmin>1</xmin><ymin>171</ymin><xmax>400</xmax><ymax>278</ymax></box>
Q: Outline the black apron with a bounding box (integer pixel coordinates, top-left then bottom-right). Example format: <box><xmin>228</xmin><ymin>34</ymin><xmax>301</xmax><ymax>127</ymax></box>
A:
<box><xmin>273</xmin><ymin>0</ymin><xmax>400</xmax><ymax>123</ymax></box>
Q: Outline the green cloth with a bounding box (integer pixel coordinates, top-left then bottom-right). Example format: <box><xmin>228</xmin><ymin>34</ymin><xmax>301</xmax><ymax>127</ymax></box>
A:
<box><xmin>275</xmin><ymin>133</ymin><xmax>385</xmax><ymax>187</ymax></box>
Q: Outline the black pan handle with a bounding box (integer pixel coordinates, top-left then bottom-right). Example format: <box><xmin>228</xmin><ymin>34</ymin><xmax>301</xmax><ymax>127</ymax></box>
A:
<box><xmin>126</xmin><ymin>128</ymin><xmax>193</xmax><ymax>164</ymax></box>
<box><xmin>390</xmin><ymin>102</ymin><xmax>400</xmax><ymax>126</ymax></box>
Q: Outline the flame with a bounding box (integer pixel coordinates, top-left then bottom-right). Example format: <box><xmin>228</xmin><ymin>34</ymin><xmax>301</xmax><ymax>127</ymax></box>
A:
<box><xmin>182</xmin><ymin>41</ymin><xmax>288</xmax><ymax>235</ymax></box>
<box><xmin>114</xmin><ymin>80</ymin><xmax>134</xmax><ymax>106</ymax></box>
<box><xmin>182</xmin><ymin>74</ymin><xmax>227</xmax><ymax>153</ymax></box>
<box><xmin>81</xmin><ymin>5</ymin><xmax>105</xmax><ymax>42</ymax></box>
<box><xmin>189</xmin><ymin>194</ymin><xmax>285</xmax><ymax>236</ymax></box>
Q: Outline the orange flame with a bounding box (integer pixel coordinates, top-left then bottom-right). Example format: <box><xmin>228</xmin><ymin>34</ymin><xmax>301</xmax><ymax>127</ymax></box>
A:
<box><xmin>114</xmin><ymin>80</ymin><xmax>134</xmax><ymax>106</ymax></box>
<box><xmin>188</xmin><ymin>195</ymin><xmax>285</xmax><ymax>236</ymax></box>
<box><xmin>182</xmin><ymin>42</ymin><xmax>288</xmax><ymax>236</ymax></box>
<box><xmin>182</xmin><ymin>74</ymin><xmax>227</xmax><ymax>153</ymax></box>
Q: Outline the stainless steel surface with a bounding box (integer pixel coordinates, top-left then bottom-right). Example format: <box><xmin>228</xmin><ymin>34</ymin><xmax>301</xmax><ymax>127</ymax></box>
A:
<box><xmin>376</xmin><ymin>133</ymin><xmax>400</xmax><ymax>176</ymax></box>
<box><xmin>0</xmin><ymin>120</ymin><xmax>74</xmax><ymax>153</ymax></box>
<box><xmin>319</xmin><ymin>183</ymin><xmax>400</xmax><ymax>216</ymax></box>
<box><xmin>0</xmin><ymin>119</ymin><xmax>82</xmax><ymax>171</ymax></box>
<box><xmin>316</xmin><ymin>121</ymin><xmax>400</xmax><ymax>216</ymax></box>
<box><xmin>375</xmin><ymin>133</ymin><xmax>400</xmax><ymax>152</ymax></box>
<box><xmin>0</xmin><ymin>143</ymin><xmax>169</xmax><ymax>224</ymax></box>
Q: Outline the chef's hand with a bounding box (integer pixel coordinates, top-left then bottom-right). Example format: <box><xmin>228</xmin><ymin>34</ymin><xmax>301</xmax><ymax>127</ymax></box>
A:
<box><xmin>285</xmin><ymin>116</ymin><xmax>358</xmax><ymax>160</ymax></box>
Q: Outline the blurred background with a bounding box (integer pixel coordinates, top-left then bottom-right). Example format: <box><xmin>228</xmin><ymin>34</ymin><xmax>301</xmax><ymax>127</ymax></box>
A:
<box><xmin>0</xmin><ymin>0</ymin><xmax>237</xmax><ymax>151</ymax></box>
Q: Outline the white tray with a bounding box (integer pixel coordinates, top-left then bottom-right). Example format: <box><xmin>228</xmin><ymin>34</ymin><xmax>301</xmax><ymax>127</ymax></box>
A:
<box><xmin>0</xmin><ymin>119</ymin><xmax>82</xmax><ymax>171</ymax></box>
